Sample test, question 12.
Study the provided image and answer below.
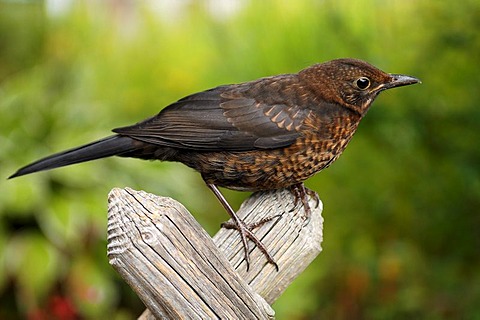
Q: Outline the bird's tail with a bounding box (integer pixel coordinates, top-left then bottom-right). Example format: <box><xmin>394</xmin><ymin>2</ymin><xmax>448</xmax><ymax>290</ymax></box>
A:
<box><xmin>9</xmin><ymin>135</ymin><xmax>136</xmax><ymax>179</ymax></box>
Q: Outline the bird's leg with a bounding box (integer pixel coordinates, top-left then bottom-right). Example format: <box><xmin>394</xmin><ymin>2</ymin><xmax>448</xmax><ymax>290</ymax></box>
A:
<box><xmin>289</xmin><ymin>183</ymin><xmax>319</xmax><ymax>223</ymax></box>
<box><xmin>206</xmin><ymin>183</ymin><xmax>278</xmax><ymax>271</ymax></box>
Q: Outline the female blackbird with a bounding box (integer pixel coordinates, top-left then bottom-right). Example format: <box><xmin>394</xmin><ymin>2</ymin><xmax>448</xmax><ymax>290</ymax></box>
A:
<box><xmin>9</xmin><ymin>58</ymin><xmax>420</xmax><ymax>269</ymax></box>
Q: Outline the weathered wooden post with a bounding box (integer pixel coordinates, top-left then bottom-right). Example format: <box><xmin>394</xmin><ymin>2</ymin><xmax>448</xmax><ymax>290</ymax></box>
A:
<box><xmin>107</xmin><ymin>187</ymin><xmax>323</xmax><ymax>319</ymax></box>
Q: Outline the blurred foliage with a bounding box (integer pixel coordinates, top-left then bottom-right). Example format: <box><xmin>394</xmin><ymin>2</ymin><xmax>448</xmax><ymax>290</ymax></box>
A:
<box><xmin>0</xmin><ymin>0</ymin><xmax>479</xmax><ymax>319</ymax></box>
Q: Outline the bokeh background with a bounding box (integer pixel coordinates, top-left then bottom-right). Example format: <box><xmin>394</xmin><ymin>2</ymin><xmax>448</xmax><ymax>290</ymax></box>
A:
<box><xmin>1</xmin><ymin>0</ymin><xmax>479</xmax><ymax>319</ymax></box>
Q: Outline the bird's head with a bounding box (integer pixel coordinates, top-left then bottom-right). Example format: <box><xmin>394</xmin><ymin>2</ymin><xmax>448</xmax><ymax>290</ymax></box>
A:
<box><xmin>301</xmin><ymin>58</ymin><xmax>420</xmax><ymax>115</ymax></box>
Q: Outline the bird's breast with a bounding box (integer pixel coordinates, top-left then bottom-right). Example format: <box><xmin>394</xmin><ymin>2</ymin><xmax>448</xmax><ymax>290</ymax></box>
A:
<box><xmin>183</xmin><ymin>121</ymin><xmax>359</xmax><ymax>191</ymax></box>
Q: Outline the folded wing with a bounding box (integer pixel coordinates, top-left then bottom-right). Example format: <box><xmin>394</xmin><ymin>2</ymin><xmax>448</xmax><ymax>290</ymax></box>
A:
<box><xmin>113</xmin><ymin>79</ymin><xmax>310</xmax><ymax>151</ymax></box>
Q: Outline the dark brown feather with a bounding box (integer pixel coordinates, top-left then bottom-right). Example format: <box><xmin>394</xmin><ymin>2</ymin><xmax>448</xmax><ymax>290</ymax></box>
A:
<box><xmin>112</xmin><ymin>76</ymin><xmax>312</xmax><ymax>151</ymax></box>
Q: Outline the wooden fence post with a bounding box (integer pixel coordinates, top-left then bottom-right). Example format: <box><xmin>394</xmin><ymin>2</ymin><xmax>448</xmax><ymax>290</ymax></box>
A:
<box><xmin>107</xmin><ymin>187</ymin><xmax>323</xmax><ymax>319</ymax></box>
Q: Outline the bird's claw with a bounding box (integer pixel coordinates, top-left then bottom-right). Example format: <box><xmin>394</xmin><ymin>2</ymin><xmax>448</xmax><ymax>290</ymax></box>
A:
<box><xmin>221</xmin><ymin>213</ymin><xmax>282</xmax><ymax>230</ymax></box>
<box><xmin>289</xmin><ymin>183</ymin><xmax>319</xmax><ymax>225</ymax></box>
<box><xmin>221</xmin><ymin>215</ymin><xmax>281</xmax><ymax>271</ymax></box>
<box><xmin>207</xmin><ymin>183</ymin><xmax>280</xmax><ymax>271</ymax></box>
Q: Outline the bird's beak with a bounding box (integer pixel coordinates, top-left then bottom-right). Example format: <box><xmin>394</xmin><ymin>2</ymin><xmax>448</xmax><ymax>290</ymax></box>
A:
<box><xmin>385</xmin><ymin>74</ymin><xmax>421</xmax><ymax>89</ymax></box>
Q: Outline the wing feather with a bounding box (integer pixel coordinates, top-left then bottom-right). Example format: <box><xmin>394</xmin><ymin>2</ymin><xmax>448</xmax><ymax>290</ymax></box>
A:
<box><xmin>113</xmin><ymin>76</ymin><xmax>311</xmax><ymax>151</ymax></box>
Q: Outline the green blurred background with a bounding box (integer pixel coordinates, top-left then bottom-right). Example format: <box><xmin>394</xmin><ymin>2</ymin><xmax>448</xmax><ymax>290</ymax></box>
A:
<box><xmin>1</xmin><ymin>0</ymin><xmax>479</xmax><ymax>319</ymax></box>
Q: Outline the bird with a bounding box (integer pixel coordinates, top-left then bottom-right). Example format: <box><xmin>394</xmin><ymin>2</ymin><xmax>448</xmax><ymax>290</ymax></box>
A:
<box><xmin>9</xmin><ymin>58</ymin><xmax>420</xmax><ymax>269</ymax></box>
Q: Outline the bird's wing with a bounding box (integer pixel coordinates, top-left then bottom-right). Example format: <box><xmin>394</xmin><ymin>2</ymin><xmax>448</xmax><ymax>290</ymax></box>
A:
<box><xmin>112</xmin><ymin>79</ymin><xmax>311</xmax><ymax>151</ymax></box>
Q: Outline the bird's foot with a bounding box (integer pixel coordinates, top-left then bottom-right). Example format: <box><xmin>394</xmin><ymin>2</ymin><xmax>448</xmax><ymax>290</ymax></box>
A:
<box><xmin>289</xmin><ymin>183</ymin><xmax>319</xmax><ymax>224</ymax></box>
<box><xmin>221</xmin><ymin>214</ymin><xmax>281</xmax><ymax>271</ymax></box>
<box><xmin>206</xmin><ymin>183</ymin><xmax>280</xmax><ymax>271</ymax></box>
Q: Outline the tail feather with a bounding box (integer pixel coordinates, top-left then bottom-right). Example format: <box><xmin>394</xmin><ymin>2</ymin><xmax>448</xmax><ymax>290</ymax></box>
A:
<box><xmin>9</xmin><ymin>135</ymin><xmax>136</xmax><ymax>179</ymax></box>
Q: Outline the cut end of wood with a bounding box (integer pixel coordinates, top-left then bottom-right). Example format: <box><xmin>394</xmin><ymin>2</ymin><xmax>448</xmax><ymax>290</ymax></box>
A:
<box><xmin>106</xmin><ymin>188</ymin><xmax>129</xmax><ymax>261</ymax></box>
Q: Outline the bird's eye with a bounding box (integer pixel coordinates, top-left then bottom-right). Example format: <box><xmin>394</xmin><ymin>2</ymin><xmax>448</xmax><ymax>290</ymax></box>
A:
<box><xmin>355</xmin><ymin>77</ymin><xmax>370</xmax><ymax>90</ymax></box>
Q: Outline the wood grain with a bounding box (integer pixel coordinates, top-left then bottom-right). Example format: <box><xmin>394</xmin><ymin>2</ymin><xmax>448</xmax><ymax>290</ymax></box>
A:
<box><xmin>107</xmin><ymin>187</ymin><xmax>323</xmax><ymax>319</ymax></box>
